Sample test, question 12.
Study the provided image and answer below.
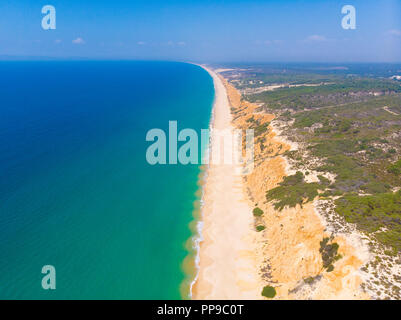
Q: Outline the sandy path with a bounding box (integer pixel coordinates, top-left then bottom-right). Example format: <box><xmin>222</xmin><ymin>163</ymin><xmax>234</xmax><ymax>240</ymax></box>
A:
<box><xmin>383</xmin><ymin>106</ymin><xmax>399</xmax><ymax>116</ymax></box>
<box><xmin>192</xmin><ymin>67</ymin><xmax>261</xmax><ymax>299</ymax></box>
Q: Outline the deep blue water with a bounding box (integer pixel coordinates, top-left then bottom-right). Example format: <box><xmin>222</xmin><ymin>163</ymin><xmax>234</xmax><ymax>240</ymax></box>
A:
<box><xmin>0</xmin><ymin>61</ymin><xmax>214</xmax><ymax>299</ymax></box>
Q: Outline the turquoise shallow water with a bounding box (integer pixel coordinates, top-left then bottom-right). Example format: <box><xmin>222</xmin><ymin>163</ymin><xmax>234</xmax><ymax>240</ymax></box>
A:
<box><xmin>0</xmin><ymin>61</ymin><xmax>214</xmax><ymax>299</ymax></box>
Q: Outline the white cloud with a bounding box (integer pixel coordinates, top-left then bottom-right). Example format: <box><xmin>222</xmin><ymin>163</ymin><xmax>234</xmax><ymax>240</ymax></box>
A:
<box><xmin>54</xmin><ymin>39</ymin><xmax>62</xmax><ymax>44</ymax></box>
<box><xmin>72</xmin><ymin>37</ymin><xmax>85</xmax><ymax>44</ymax></box>
<box><xmin>387</xmin><ymin>29</ymin><xmax>401</xmax><ymax>37</ymax></box>
<box><xmin>177</xmin><ymin>41</ymin><xmax>186</xmax><ymax>46</ymax></box>
<box><xmin>306</xmin><ymin>35</ymin><xmax>327</xmax><ymax>42</ymax></box>
<box><xmin>137</xmin><ymin>41</ymin><xmax>146</xmax><ymax>45</ymax></box>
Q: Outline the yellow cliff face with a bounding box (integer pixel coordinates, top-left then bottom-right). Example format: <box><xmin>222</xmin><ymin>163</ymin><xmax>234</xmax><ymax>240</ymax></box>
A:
<box><xmin>222</xmin><ymin>77</ymin><xmax>370</xmax><ymax>300</ymax></box>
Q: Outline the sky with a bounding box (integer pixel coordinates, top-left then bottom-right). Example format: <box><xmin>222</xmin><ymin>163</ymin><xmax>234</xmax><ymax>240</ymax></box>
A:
<box><xmin>0</xmin><ymin>0</ymin><xmax>400</xmax><ymax>62</ymax></box>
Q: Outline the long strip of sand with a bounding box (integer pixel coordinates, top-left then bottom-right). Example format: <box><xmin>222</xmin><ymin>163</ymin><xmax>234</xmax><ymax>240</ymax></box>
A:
<box><xmin>192</xmin><ymin>67</ymin><xmax>261</xmax><ymax>299</ymax></box>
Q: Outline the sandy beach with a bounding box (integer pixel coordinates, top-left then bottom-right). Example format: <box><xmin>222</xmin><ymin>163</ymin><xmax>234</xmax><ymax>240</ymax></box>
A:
<box><xmin>192</xmin><ymin>67</ymin><xmax>261</xmax><ymax>299</ymax></box>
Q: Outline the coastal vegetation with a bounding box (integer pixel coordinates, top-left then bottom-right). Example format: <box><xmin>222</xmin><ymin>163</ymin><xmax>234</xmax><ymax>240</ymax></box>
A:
<box><xmin>247</xmin><ymin>79</ymin><xmax>401</xmax><ymax>111</ymax></box>
<box><xmin>245</xmin><ymin>116</ymin><xmax>270</xmax><ymax>137</ymax></box>
<box><xmin>319</xmin><ymin>237</ymin><xmax>342</xmax><ymax>272</ymax></box>
<box><xmin>388</xmin><ymin>159</ymin><xmax>401</xmax><ymax>175</ymax></box>
<box><xmin>256</xmin><ymin>225</ymin><xmax>266</xmax><ymax>232</ymax></box>
<box><xmin>261</xmin><ymin>285</ymin><xmax>276</xmax><ymax>298</ymax></box>
<box><xmin>335</xmin><ymin>191</ymin><xmax>401</xmax><ymax>252</ymax></box>
<box><xmin>266</xmin><ymin>171</ymin><xmax>325</xmax><ymax>210</ymax></box>
<box><xmin>253</xmin><ymin>207</ymin><xmax>264</xmax><ymax>217</ymax></box>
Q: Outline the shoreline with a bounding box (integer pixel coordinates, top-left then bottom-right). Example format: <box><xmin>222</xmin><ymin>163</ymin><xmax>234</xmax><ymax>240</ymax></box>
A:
<box><xmin>191</xmin><ymin>66</ymin><xmax>261</xmax><ymax>299</ymax></box>
<box><xmin>183</xmin><ymin>65</ymin><xmax>392</xmax><ymax>300</ymax></box>
<box><xmin>186</xmin><ymin>64</ymin><xmax>370</xmax><ymax>300</ymax></box>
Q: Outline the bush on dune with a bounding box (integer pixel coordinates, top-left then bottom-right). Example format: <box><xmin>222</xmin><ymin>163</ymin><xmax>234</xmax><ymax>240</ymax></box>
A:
<box><xmin>253</xmin><ymin>207</ymin><xmax>264</xmax><ymax>217</ymax></box>
<box><xmin>261</xmin><ymin>286</ymin><xmax>276</xmax><ymax>298</ymax></box>
<box><xmin>256</xmin><ymin>225</ymin><xmax>266</xmax><ymax>232</ymax></box>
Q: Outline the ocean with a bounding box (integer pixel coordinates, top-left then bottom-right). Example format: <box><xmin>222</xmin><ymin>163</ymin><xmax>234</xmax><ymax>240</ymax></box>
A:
<box><xmin>0</xmin><ymin>61</ymin><xmax>214</xmax><ymax>299</ymax></box>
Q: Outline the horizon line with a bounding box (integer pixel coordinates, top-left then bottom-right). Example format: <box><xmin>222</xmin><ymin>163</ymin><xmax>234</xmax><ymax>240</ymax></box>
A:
<box><xmin>0</xmin><ymin>56</ymin><xmax>401</xmax><ymax>65</ymax></box>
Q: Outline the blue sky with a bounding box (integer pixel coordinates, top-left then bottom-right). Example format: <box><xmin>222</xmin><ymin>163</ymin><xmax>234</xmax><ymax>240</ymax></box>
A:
<box><xmin>0</xmin><ymin>0</ymin><xmax>400</xmax><ymax>62</ymax></box>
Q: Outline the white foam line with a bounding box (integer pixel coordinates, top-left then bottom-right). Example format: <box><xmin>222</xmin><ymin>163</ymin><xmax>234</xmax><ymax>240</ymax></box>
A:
<box><xmin>188</xmin><ymin>65</ymin><xmax>217</xmax><ymax>298</ymax></box>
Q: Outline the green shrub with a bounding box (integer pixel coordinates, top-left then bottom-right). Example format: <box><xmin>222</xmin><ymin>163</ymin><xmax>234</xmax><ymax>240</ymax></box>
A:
<box><xmin>253</xmin><ymin>207</ymin><xmax>264</xmax><ymax>217</ymax></box>
<box><xmin>261</xmin><ymin>286</ymin><xmax>276</xmax><ymax>298</ymax></box>
<box><xmin>256</xmin><ymin>225</ymin><xmax>265</xmax><ymax>232</ymax></box>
